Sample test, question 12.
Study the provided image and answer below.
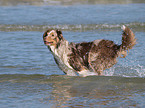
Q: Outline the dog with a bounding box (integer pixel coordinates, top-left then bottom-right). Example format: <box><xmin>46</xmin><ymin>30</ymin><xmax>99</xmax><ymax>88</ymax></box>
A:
<box><xmin>43</xmin><ymin>25</ymin><xmax>136</xmax><ymax>76</ymax></box>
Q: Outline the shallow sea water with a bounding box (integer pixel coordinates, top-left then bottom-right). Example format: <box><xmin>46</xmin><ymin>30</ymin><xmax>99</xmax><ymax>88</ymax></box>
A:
<box><xmin>0</xmin><ymin>0</ymin><xmax>145</xmax><ymax>107</ymax></box>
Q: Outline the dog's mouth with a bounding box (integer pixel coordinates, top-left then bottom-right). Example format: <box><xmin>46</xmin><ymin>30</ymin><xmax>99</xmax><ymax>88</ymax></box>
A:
<box><xmin>44</xmin><ymin>41</ymin><xmax>53</xmax><ymax>45</ymax></box>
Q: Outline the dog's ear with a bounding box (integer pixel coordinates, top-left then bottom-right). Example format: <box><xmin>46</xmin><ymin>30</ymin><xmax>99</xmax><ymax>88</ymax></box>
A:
<box><xmin>43</xmin><ymin>29</ymin><xmax>50</xmax><ymax>39</ymax></box>
<box><xmin>43</xmin><ymin>31</ymin><xmax>47</xmax><ymax>38</ymax></box>
<box><xmin>56</xmin><ymin>30</ymin><xmax>63</xmax><ymax>40</ymax></box>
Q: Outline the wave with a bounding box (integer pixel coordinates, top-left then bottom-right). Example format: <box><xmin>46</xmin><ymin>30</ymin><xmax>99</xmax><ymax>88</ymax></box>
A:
<box><xmin>1</xmin><ymin>63</ymin><xmax>144</xmax><ymax>77</ymax></box>
<box><xmin>0</xmin><ymin>22</ymin><xmax>145</xmax><ymax>32</ymax></box>
<box><xmin>0</xmin><ymin>64</ymin><xmax>145</xmax><ymax>80</ymax></box>
<box><xmin>0</xmin><ymin>73</ymin><xmax>145</xmax><ymax>84</ymax></box>
<box><xmin>0</xmin><ymin>0</ymin><xmax>145</xmax><ymax>6</ymax></box>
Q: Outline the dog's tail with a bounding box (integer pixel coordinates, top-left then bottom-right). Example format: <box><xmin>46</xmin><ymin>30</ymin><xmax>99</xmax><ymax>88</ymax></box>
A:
<box><xmin>119</xmin><ymin>25</ymin><xmax>136</xmax><ymax>58</ymax></box>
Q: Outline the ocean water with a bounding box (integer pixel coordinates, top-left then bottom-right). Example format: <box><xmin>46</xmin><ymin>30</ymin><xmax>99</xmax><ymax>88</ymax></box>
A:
<box><xmin>0</xmin><ymin>0</ymin><xmax>145</xmax><ymax>107</ymax></box>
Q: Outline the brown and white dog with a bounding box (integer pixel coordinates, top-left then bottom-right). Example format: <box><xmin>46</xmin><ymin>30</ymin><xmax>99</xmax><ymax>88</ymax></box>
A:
<box><xmin>43</xmin><ymin>25</ymin><xmax>136</xmax><ymax>76</ymax></box>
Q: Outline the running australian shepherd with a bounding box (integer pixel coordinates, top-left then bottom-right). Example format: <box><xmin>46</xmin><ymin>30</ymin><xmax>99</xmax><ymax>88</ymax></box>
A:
<box><xmin>43</xmin><ymin>25</ymin><xmax>136</xmax><ymax>76</ymax></box>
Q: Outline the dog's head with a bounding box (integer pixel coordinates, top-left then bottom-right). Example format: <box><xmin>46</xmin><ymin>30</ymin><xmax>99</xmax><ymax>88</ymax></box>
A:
<box><xmin>43</xmin><ymin>29</ymin><xmax>63</xmax><ymax>47</ymax></box>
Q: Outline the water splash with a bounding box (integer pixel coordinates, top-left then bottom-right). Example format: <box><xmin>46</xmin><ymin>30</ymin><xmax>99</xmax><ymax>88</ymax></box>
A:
<box><xmin>133</xmin><ymin>65</ymin><xmax>145</xmax><ymax>77</ymax></box>
<box><xmin>104</xmin><ymin>64</ymin><xmax>145</xmax><ymax>78</ymax></box>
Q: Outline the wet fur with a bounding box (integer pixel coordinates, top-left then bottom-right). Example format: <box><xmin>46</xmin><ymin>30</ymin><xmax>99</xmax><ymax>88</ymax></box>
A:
<box><xmin>43</xmin><ymin>26</ymin><xmax>136</xmax><ymax>76</ymax></box>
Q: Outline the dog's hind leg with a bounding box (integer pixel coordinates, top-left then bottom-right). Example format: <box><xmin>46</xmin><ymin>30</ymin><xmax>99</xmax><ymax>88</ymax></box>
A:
<box><xmin>88</xmin><ymin>40</ymin><xmax>119</xmax><ymax>76</ymax></box>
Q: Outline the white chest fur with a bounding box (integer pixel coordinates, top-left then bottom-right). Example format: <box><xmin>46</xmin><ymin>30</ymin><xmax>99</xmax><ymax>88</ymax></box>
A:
<box><xmin>49</xmin><ymin>41</ymin><xmax>77</xmax><ymax>76</ymax></box>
